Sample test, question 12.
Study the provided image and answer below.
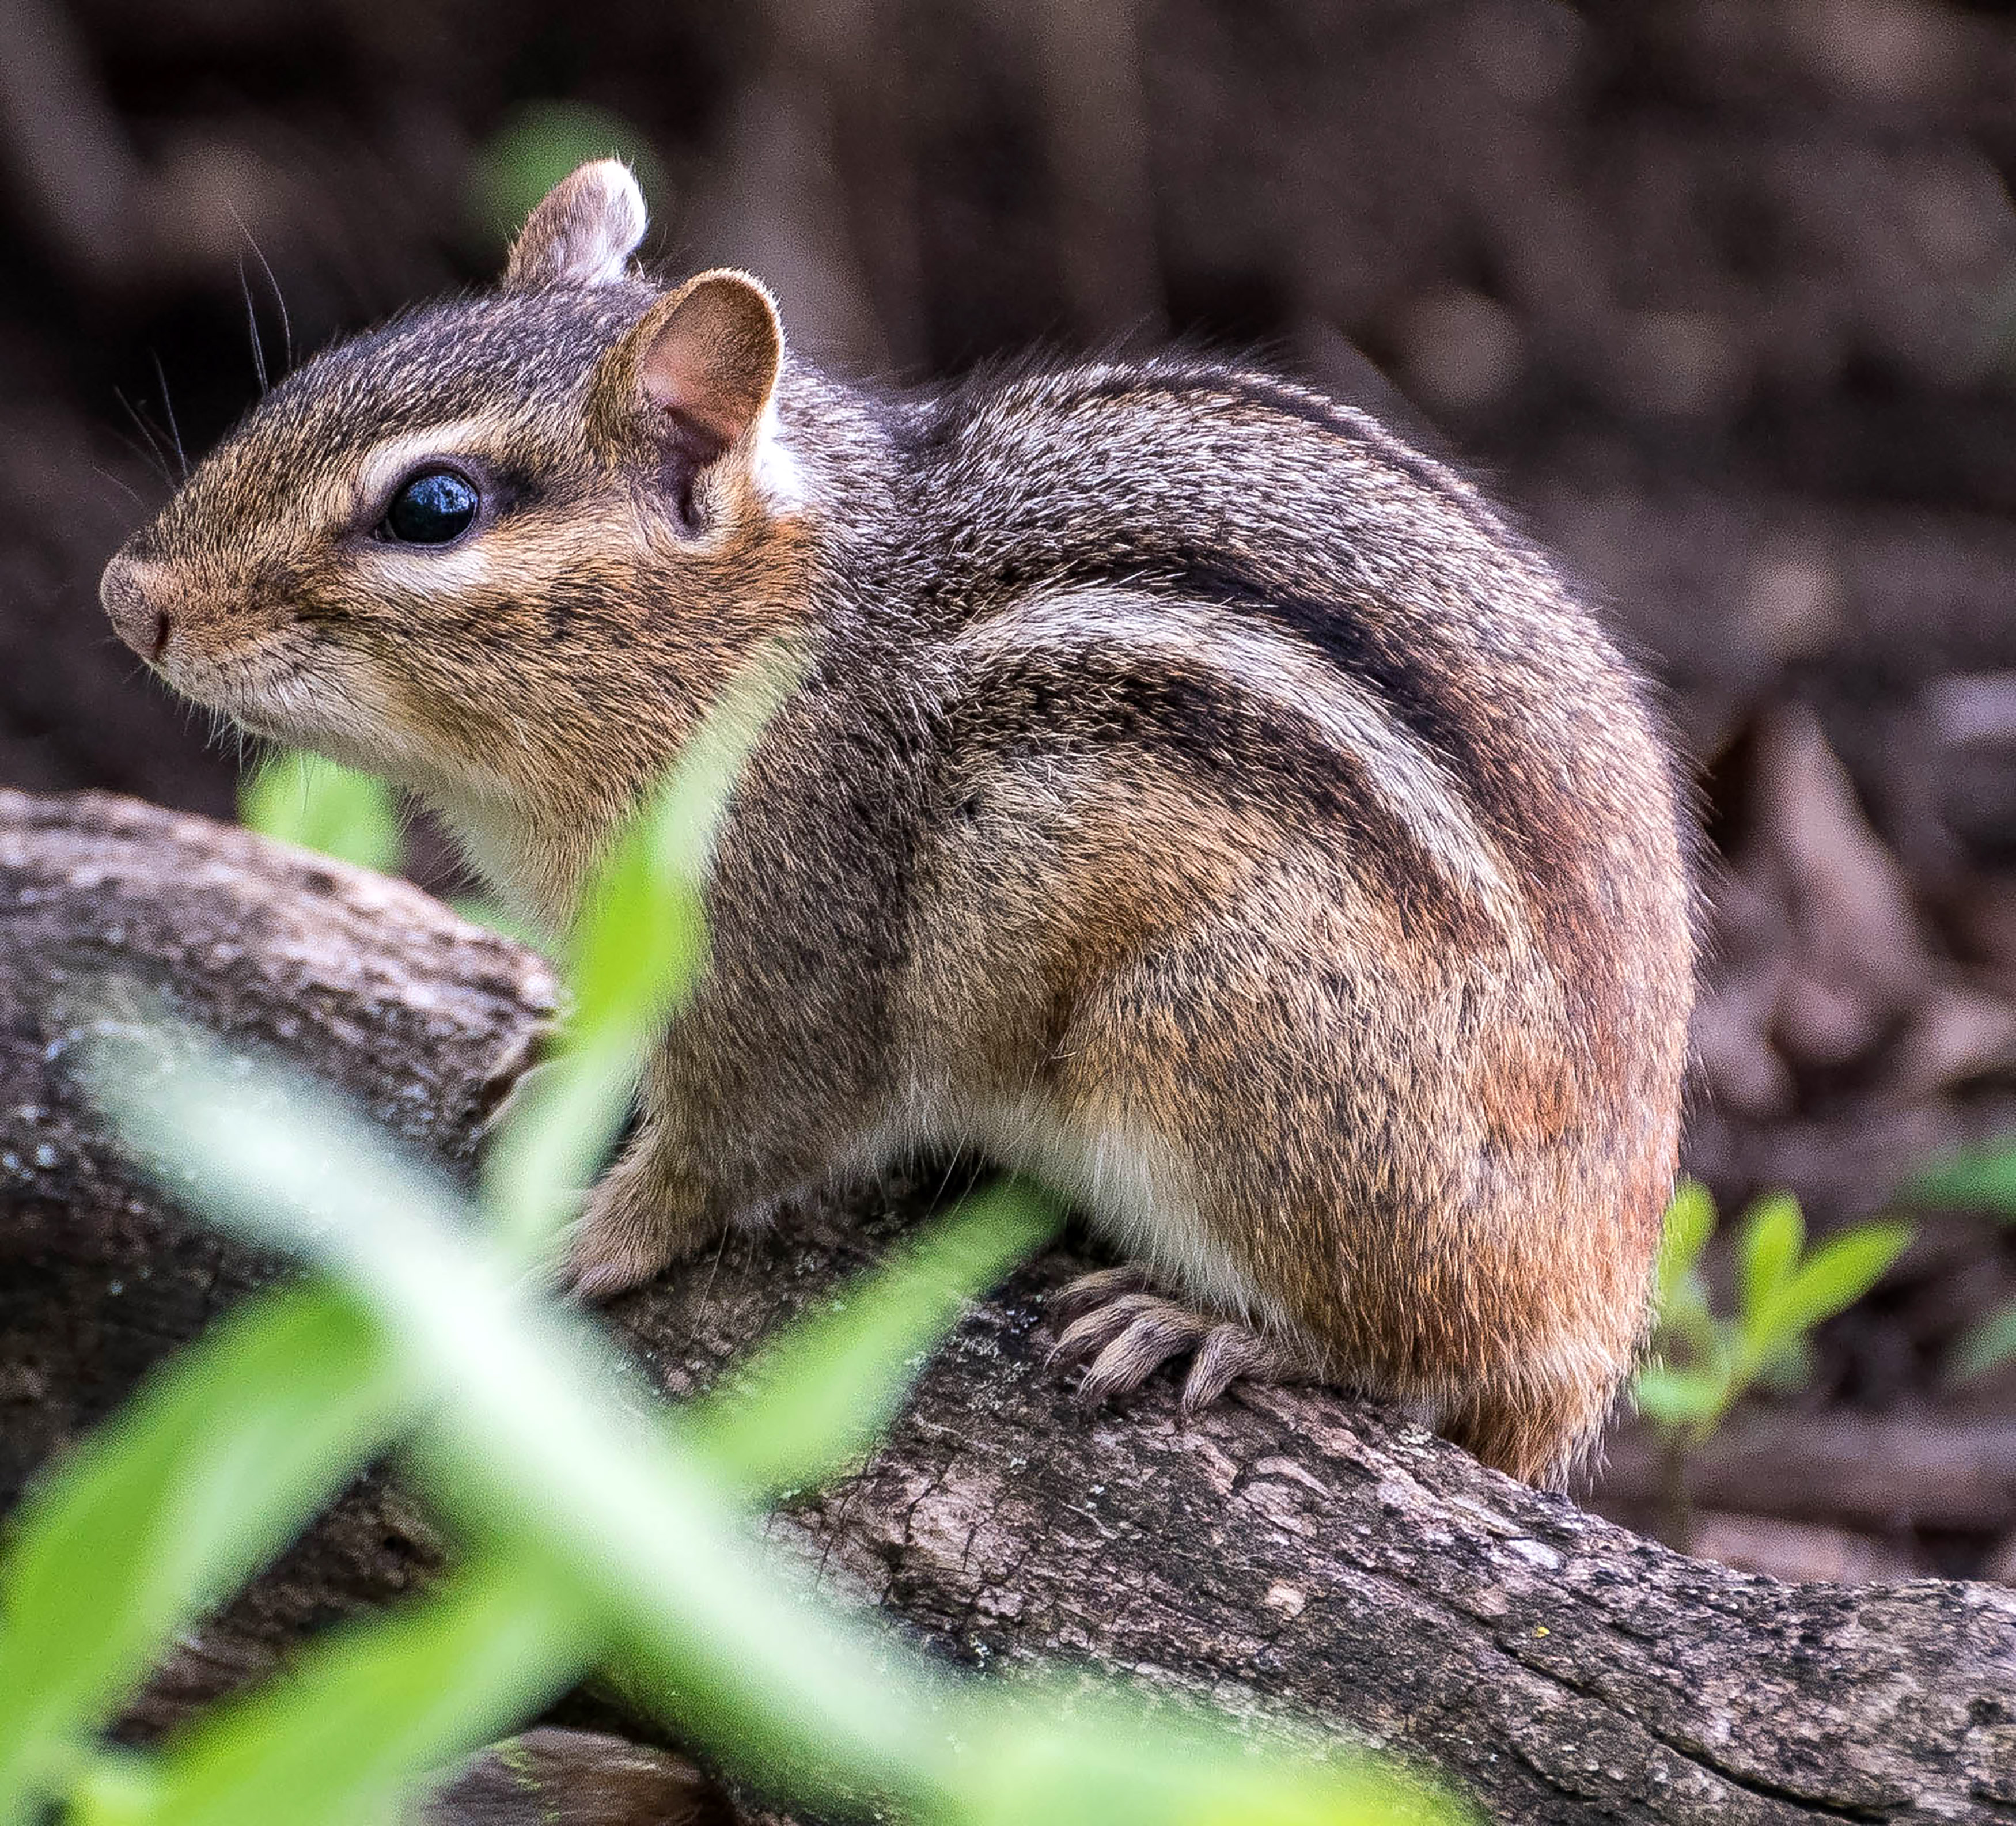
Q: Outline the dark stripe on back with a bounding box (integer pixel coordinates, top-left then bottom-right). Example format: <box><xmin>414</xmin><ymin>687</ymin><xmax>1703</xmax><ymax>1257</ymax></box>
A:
<box><xmin>939</xmin><ymin>543</ymin><xmax>1537</xmax><ymax>866</ymax></box>
<box><xmin>908</xmin><ymin>360</ymin><xmax>1534</xmax><ymax>844</ymax></box>
<box><xmin>961</xmin><ymin>649</ymin><xmax>1498</xmax><ymax>944</ymax></box>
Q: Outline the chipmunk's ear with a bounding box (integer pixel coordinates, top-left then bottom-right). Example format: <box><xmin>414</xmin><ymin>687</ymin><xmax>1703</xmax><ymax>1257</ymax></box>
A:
<box><xmin>502</xmin><ymin>160</ymin><xmax>647</xmax><ymax>291</ymax></box>
<box><xmin>588</xmin><ymin>270</ymin><xmax>786</xmax><ymax>509</ymax></box>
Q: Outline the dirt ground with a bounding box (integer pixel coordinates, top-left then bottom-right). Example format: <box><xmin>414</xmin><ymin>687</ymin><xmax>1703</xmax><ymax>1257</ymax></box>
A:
<box><xmin>3</xmin><ymin>0</ymin><xmax>2014</xmax><ymax>1576</ymax></box>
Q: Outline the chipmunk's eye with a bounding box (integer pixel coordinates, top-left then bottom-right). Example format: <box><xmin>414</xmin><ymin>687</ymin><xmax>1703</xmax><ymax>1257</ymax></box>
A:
<box><xmin>381</xmin><ymin>468</ymin><xmax>480</xmax><ymax>545</ymax></box>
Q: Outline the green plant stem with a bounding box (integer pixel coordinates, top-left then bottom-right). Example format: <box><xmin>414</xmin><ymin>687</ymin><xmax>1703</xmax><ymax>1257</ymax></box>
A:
<box><xmin>1655</xmin><ymin>1435</ymin><xmax>1693</xmax><ymax>1554</ymax></box>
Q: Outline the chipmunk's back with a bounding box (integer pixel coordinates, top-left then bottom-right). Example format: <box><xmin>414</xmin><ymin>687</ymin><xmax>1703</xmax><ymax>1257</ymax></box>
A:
<box><xmin>894</xmin><ymin>353</ymin><xmax>1689</xmax><ymax>1024</ymax></box>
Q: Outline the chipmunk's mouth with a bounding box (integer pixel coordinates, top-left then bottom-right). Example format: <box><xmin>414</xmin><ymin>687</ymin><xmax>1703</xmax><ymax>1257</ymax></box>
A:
<box><xmin>165</xmin><ymin>632</ymin><xmax>433</xmax><ymax>789</ymax></box>
<box><xmin>147</xmin><ymin>630</ymin><xmax>334</xmax><ymax>744</ymax></box>
<box><xmin>153</xmin><ymin>639</ymin><xmax>285</xmax><ymax>713</ymax></box>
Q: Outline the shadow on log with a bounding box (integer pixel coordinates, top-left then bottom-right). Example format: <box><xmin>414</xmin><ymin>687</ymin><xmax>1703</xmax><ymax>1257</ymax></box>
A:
<box><xmin>2</xmin><ymin>789</ymin><xmax>2013</xmax><ymax>1825</ymax></box>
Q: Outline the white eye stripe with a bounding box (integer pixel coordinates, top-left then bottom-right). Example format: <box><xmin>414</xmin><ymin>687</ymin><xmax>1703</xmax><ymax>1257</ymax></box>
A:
<box><xmin>354</xmin><ymin>420</ymin><xmax>495</xmax><ymax>521</ymax></box>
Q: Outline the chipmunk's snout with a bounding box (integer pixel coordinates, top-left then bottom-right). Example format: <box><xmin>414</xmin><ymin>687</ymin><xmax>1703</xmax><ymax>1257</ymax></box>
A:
<box><xmin>101</xmin><ymin>552</ymin><xmax>175</xmax><ymax>663</ymax></box>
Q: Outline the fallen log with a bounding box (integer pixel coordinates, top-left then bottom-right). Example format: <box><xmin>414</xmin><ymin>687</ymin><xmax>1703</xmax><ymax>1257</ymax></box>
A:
<box><xmin>2</xmin><ymin>788</ymin><xmax>2012</xmax><ymax>1826</ymax></box>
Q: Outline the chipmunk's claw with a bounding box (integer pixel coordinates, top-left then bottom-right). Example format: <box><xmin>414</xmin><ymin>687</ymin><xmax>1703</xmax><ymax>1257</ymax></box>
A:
<box><xmin>1048</xmin><ymin>1263</ymin><xmax>1157</xmax><ymax>1327</ymax></box>
<box><xmin>1049</xmin><ymin>1273</ymin><xmax>1290</xmax><ymax>1412</ymax></box>
<box><xmin>558</xmin><ymin>1229</ymin><xmax>669</xmax><ymax>1304</ymax></box>
<box><xmin>1177</xmin><ymin>1323</ymin><xmax>1283</xmax><ymax>1411</ymax></box>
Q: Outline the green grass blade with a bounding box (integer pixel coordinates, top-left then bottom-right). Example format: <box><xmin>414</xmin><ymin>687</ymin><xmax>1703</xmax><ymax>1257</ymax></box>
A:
<box><xmin>0</xmin><ymin>1289</ymin><xmax>407</xmax><ymax>1813</ymax></box>
<box><xmin>238</xmin><ymin>753</ymin><xmax>401</xmax><ymax>876</ymax></box>
<box><xmin>687</xmin><ymin>1181</ymin><xmax>1060</xmax><ymax>1501</ymax></box>
<box><xmin>564</xmin><ymin>648</ymin><xmax>802</xmax><ymax>1050</ymax></box>
<box><xmin>486</xmin><ymin>647</ymin><xmax>804</xmax><ymax>1252</ymax></box>
<box><xmin>560</xmin><ymin>807</ymin><xmax>707</xmax><ymax>1054</ymax></box>
<box><xmin>101</xmin><ymin>1550</ymin><xmax>591</xmax><ymax>1826</ymax></box>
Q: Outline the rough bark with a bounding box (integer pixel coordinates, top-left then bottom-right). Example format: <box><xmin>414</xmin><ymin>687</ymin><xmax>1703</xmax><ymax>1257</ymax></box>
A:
<box><xmin>2</xmin><ymin>787</ymin><xmax>2012</xmax><ymax>1826</ymax></box>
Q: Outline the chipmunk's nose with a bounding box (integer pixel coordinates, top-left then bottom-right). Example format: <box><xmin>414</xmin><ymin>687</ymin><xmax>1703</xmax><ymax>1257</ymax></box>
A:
<box><xmin>101</xmin><ymin>554</ymin><xmax>174</xmax><ymax>662</ymax></box>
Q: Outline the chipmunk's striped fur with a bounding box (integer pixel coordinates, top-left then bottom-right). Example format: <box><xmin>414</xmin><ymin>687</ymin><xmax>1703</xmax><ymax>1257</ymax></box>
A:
<box><xmin>103</xmin><ymin>162</ymin><xmax>1693</xmax><ymax>1484</ymax></box>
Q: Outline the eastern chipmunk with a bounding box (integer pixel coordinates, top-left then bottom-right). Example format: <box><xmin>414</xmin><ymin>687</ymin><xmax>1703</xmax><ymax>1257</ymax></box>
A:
<box><xmin>101</xmin><ymin>161</ymin><xmax>1693</xmax><ymax>1484</ymax></box>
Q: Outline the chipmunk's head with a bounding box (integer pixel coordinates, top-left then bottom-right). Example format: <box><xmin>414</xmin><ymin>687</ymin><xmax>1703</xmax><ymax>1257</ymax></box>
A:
<box><xmin>101</xmin><ymin>162</ymin><xmax>806</xmax><ymax>896</ymax></box>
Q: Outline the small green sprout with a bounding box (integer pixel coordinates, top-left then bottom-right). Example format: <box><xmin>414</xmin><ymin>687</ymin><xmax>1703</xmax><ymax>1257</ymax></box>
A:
<box><xmin>1635</xmin><ymin>1181</ymin><xmax>1911</xmax><ymax>1546</ymax></box>
<box><xmin>1638</xmin><ymin>1182</ymin><xmax>1911</xmax><ymax>1441</ymax></box>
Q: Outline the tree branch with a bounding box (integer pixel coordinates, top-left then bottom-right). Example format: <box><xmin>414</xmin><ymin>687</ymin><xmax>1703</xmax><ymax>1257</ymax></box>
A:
<box><xmin>2</xmin><ymin>788</ymin><xmax>2011</xmax><ymax>1826</ymax></box>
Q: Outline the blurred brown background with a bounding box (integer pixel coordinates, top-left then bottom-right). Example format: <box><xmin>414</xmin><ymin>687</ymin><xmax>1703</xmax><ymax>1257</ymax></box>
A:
<box><xmin>3</xmin><ymin>0</ymin><xmax>2014</xmax><ymax>1571</ymax></box>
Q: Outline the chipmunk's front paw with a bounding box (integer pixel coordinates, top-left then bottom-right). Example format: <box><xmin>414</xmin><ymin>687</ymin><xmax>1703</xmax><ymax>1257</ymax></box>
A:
<box><xmin>1048</xmin><ymin>1269</ymin><xmax>1291</xmax><ymax>1413</ymax></box>
<box><xmin>558</xmin><ymin>1159</ymin><xmax>683</xmax><ymax>1304</ymax></box>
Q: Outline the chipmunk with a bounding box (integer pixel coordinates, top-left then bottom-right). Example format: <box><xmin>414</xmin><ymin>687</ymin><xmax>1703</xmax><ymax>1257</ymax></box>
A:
<box><xmin>101</xmin><ymin>161</ymin><xmax>1693</xmax><ymax>1485</ymax></box>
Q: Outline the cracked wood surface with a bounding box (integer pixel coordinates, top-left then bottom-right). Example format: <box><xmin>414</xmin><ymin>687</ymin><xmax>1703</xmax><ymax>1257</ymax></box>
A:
<box><xmin>2</xmin><ymin>787</ymin><xmax>2013</xmax><ymax>1826</ymax></box>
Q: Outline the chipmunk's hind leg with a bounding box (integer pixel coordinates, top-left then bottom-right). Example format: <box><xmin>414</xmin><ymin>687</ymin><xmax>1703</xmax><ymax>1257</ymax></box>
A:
<box><xmin>1049</xmin><ymin>1268</ymin><xmax>1297</xmax><ymax>1412</ymax></box>
<box><xmin>1434</xmin><ymin>1349</ymin><xmax>1622</xmax><ymax>1489</ymax></box>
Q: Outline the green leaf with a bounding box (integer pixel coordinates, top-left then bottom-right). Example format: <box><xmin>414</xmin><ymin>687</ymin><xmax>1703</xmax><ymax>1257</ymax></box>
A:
<box><xmin>0</xmin><ymin>1290</ymin><xmax>407</xmax><ymax>1814</ymax></box>
<box><xmin>1653</xmin><ymin>1180</ymin><xmax>1715</xmax><ymax>1313</ymax></box>
<box><xmin>1735</xmin><ymin>1193</ymin><xmax>1803</xmax><ymax>1350</ymax></box>
<box><xmin>566</xmin><ymin>650</ymin><xmax>801</xmax><ymax>1049</ymax></box>
<box><xmin>1949</xmin><ymin>1295</ymin><xmax>2016</xmax><ymax>1383</ymax></box>
<box><xmin>1632</xmin><ymin>1363</ymin><xmax>1727</xmax><ymax>1428</ymax></box>
<box><xmin>239</xmin><ymin>753</ymin><xmax>401</xmax><ymax>876</ymax></box>
<box><xmin>1755</xmin><ymin>1219</ymin><xmax>1912</xmax><ymax>1347</ymax></box>
<box><xmin>1907</xmin><ymin>1144</ymin><xmax>2016</xmax><ymax>1215</ymax></box>
<box><xmin>688</xmin><ymin>1181</ymin><xmax>1062</xmax><ymax>1501</ymax></box>
<box><xmin>103</xmin><ymin>1550</ymin><xmax>590</xmax><ymax>1826</ymax></box>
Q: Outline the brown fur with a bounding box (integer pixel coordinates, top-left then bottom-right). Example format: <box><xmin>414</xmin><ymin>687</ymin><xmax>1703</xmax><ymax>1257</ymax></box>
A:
<box><xmin>100</xmin><ymin>164</ymin><xmax>1694</xmax><ymax>1486</ymax></box>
